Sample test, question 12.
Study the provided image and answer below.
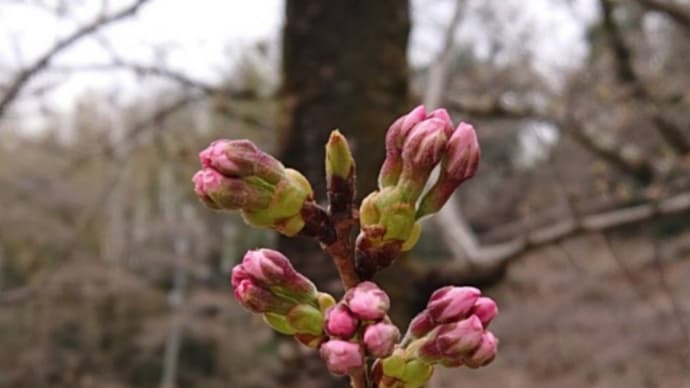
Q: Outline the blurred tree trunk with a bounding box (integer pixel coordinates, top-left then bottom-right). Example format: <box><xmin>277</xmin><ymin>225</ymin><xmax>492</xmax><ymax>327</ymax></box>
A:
<box><xmin>277</xmin><ymin>1</ymin><xmax>410</xmax><ymax>386</ymax></box>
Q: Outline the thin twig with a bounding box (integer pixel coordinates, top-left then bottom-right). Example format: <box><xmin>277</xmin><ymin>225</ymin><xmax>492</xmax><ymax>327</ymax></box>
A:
<box><xmin>0</xmin><ymin>0</ymin><xmax>152</xmax><ymax>119</ymax></box>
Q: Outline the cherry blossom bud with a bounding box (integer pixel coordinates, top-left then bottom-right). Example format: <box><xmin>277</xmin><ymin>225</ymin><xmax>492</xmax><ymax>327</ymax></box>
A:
<box><xmin>232</xmin><ymin>279</ymin><xmax>294</xmax><ymax>315</ymax></box>
<box><xmin>324</xmin><ymin>303</ymin><xmax>359</xmax><ymax>339</ymax></box>
<box><xmin>408</xmin><ymin>310</ymin><xmax>436</xmax><ymax>339</ymax></box>
<box><xmin>427</xmin><ymin>286</ymin><xmax>480</xmax><ymax>324</ymax></box>
<box><xmin>464</xmin><ymin>331</ymin><xmax>498</xmax><ymax>368</ymax></box>
<box><xmin>192</xmin><ymin>168</ymin><xmax>272</xmax><ymax>210</ymax></box>
<box><xmin>199</xmin><ymin>139</ymin><xmax>284</xmax><ymax>184</ymax></box>
<box><xmin>435</xmin><ymin>315</ymin><xmax>484</xmax><ymax>358</ymax></box>
<box><xmin>363</xmin><ymin>321</ymin><xmax>401</xmax><ymax>358</ymax></box>
<box><xmin>345</xmin><ymin>281</ymin><xmax>390</xmax><ymax>321</ymax></box>
<box><xmin>241</xmin><ymin>249</ymin><xmax>317</xmax><ymax>303</ymax></box>
<box><xmin>397</xmin><ymin>118</ymin><xmax>449</xmax><ymax>199</ymax></box>
<box><xmin>379</xmin><ymin>106</ymin><xmax>427</xmax><ymax>188</ymax></box>
<box><xmin>194</xmin><ymin>139</ymin><xmax>315</xmax><ymax>237</ymax></box>
<box><xmin>417</xmin><ymin>122</ymin><xmax>480</xmax><ymax>218</ymax></box>
<box><xmin>471</xmin><ymin>297</ymin><xmax>498</xmax><ymax>328</ymax></box>
<box><xmin>319</xmin><ymin>340</ymin><xmax>365</xmax><ymax>376</ymax></box>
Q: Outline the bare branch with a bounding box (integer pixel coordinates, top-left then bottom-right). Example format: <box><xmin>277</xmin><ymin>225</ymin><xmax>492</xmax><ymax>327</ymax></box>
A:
<box><xmin>0</xmin><ymin>0</ymin><xmax>151</xmax><ymax>119</ymax></box>
<box><xmin>600</xmin><ymin>0</ymin><xmax>690</xmax><ymax>154</ymax></box>
<box><xmin>636</xmin><ymin>0</ymin><xmax>690</xmax><ymax>32</ymax></box>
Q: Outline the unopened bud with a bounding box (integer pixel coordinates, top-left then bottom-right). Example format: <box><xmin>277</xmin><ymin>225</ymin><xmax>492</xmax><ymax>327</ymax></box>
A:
<box><xmin>427</xmin><ymin>286</ymin><xmax>480</xmax><ymax>324</ymax></box>
<box><xmin>363</xmin><ymin>321</ymin><xmax>401</xmax><ymax>358</ymax></box>
<box><xmin>379</xmin><ymin>106</ymin><xmax>427</xmax><ymax>188</ymax></box>
<box><xmin>417</xmin><ymin>122</ymin><xmax>480</xmax><ymax>218</ymax></box>
<box><xmin>199</xmin><ymin>139</ymin><xmax>284</xmax><ymax>184</ymax></box>
<box><xmin>325</xmin><ymin>130</ymin><xmax>355</xmax><ymax>181</ymax></box>
<box><xmin>408</xmin><ymin>310</ymin><xmax>436</xmax><ymax>339</ymax></box>
<box><xmin>232</xmin><ymin>279</ymin><xmax>294</xmax><ymax>315</ymax></box>
<box><xmin>325</xmin><ymin>303</ymin><xmax>359</xmax><ymax>339</ymax></box>
<box><xmin>345</xmin><ymin>281</ymin><xmax>390</xmax><ymax>321</ymax></box>
<box><xmin>464</xmin><ymin>331</ymin><xmax>498</xmax><ymax>368</ymax></box>
<box><xmin>435</xmin><ymin>315</ymin><xmax>484</xmax><ymax>358</ymax></box>
<box><xmin>192</xmin><ymin>168</ymin><xmax>272</xmax><ymax>210</ymax></box>
<box><xmin>398</xmin><ymin>119</ymin><xmax>449</xmax><ymax>199</ymax></box>
<box><xmin>471</xmin><ymin>297</ymin><xmax>498</xmax><ymax>328</ymax></box>
<box><xmin>241</xmin><ymin>249</ymin><xmax>317</xmax><ymax>303</ymax></box>
<box><xmin>319</xmin><ymin>340</ymin><xmax>365</xmax><ymax>376</ymax></box>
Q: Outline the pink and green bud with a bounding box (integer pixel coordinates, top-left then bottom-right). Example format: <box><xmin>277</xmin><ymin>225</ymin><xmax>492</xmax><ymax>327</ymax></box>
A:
<box><xmin>344</xmin><ymin>281</ymin><xmax>390</xmax><ymax>321</ymax></box>
<box><xmin>286</xmin><ymin>303</ymin><xmax>325</xmax><ymax>336</ymax></box>
<box><xmin>427</xmin><ymin>286</ymin><xmax>480</xmax><ymax>324</ymax></box>
<box><xmin>192</xmin><ymin>168</ymin><xmax>272</xmax><ymax>210</ymax></box>
<box><xmin>464</xmin><ymin>331</ymin><xmax>498</xmax><ymax>368</ymax></box>
<box><xmin>199</xmin><ymin>139</ymin><xmax>284</xmax><ymax>184</ymax></box>
<box><xmin>194</xmin><ymin>139</ymin><xmax>315</xmax><ymax>237</ymax></box>
<box><xmin>471</xmin><ymin>296</ymin><xmax>498</xmax><ymax>328</ymax></box>
<box><xmin>363</xmin><ymin>321</ymin><xmax>401</xmax><ymax>358</ymax></box>
<box><xmin>324</xmin><ymin>303</ymin><xmax>359</xmax><ymax>339</ymax></box>
<box><xmin>434</xmin><ymin>315</ymin><xmax>484</xmax><ymax>358</ymax></box>
<box><xmin>379</xmin><ymin>106</ymin><xmax>453</xmax><ymax>189</ymax></box>
<box><xmin>417</xmin><ymin>122</ymin><xmax>480</xmax><ymax>218</ymax></box>
<box><xmin>397</xmin><ymin>118</ymin><xmax>449</xmax><ymax>200</ymax></box>
<box><xmin>325</xmin><ymin>130</ymin><xmax>355</xmax><ymax>181</ymax></box>
<box><xmin>232</xmin><ymin>279</ymin><xmax>294</xmax><ymax>315</ymax></box>
<box><xmin>319</xmin><ymin>339</ymin><xmax>365</xmax><ymax>376</ymax></box>
<box><xmin>263</xmin><ymin>312</ymin><xmax>297</xmax><ymax>335</ymax></box>
<box><xmin>408</xmin><ymin>310</ymin><xmax>436</xmax><ymax>339</ymax></box>
<box><xmin>241</xmin><ymin>249</ymin><xmax>317</xmax><ymax>303</ymax></box>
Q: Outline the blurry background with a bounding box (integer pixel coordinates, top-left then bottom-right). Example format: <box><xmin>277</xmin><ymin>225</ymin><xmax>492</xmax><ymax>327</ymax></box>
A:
<box><xmin>1</xmin><ymin>0</ymin><xmax>689</xmax><ymax>387</ymax></box>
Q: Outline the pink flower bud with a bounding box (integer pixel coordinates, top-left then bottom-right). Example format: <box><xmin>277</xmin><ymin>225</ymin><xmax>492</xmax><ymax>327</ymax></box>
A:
<box><xmin>324</xmin><ymin>303</ymin><xmax>359</xmax><ymax>339</ymax></box>
<box><xmin>399</xmin><ymin>119</ymin><xmax>448</xmax><ymax>189</ymax></box>
<box><xmin>464</xmin><ymin>331</ymin><xmax>498</xmax><ymax>368</ymax></box>
<box><xmin>471</xmin><ymin>297</ymin><xmax>498</xmax><ymax>328</ymax></box>
<box><xmin>345</xmin><ymin>281</ymin><xmax>390</xmax><ymax>321</ymax></box>
<box><xmin>199</xmin><ymin>139</ymin><xmax>284</xmax><ymax>184</ymax></box>
<box><xmin>417</xmin><ymin>122</ymin><xmax>480</xmax><ymax>218</ymax></box>
<box><xmin>379</xmin><ymin>106</ymin><xmax>453</xmax><ymax>189</ymax></box>
<box><xmin>232</xmin><ymin>279</ymin><xmax>294</xmax><ymax>315</ymax></box>
<box><xmin>319</xmin><ymin>340</ymin><xmax>365</xmax><ymax>376</ymax></box>
<box><xmin>435</xmin><ymin>315</ymin><xmax>484</xmax><ymax>358</ymax></box>
<box><xmin>230</xmin><ymin>264</ymin><xmax>251</xmax><ymax>289</ymax></box>
<box><xmin>408</xmin><ymin>310</ymin><xmax>436</xmax><ymax>339</ymax></box>
<box><xmin>426</xmin><ymin>286</ymin><xmax>480</xmax><ymax>324</ymax></box>
<box><xmin>241</xmin><ymin>249</ymin><xmax>317</xmax><ymax>303</ymax></box>
<box><xmin>445</xmin><ymin>122</ymin><xmax>480</xmax><ymax>181</ymax></box>
<box><xmin>363</xmin><ymin>322</ymin><xmax>401</xmax><ymax>358</ymax></box>
<box><xmin>192</xmin><ymin>168</ymin><xmax>272</xmax><ymax>210</ymax></box>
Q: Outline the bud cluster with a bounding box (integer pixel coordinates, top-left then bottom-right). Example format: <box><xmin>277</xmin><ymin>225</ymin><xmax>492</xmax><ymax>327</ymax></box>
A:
<box><xmin>374</xmin><ymin>286</ymin><xmax>498</xmax><ymax>387</ymax></box>
<box><xmin>320</xmin><ymin>281</ymin><xmax>401</xmax><ymax>375</ymax></box>
<box><xmin>193</xmin><ymin>139</ymin><xmax>317</xmax><ymax>237</ymax></box>
<box><xmin>230</xmin><ymin>249</ymin><xmax>335</xmax><ymax>347</ymax></box>
<box><xmin>356</xmin><ymin>106</ymin><xmax>480</xmax><ymax>277</ymax></box>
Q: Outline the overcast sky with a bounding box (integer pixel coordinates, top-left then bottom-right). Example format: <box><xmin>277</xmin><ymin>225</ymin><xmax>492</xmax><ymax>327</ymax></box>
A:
<box><xmin>0</xmin><ymin>0</ymin><xmax>598</xmax><ymax>131</ymax></box>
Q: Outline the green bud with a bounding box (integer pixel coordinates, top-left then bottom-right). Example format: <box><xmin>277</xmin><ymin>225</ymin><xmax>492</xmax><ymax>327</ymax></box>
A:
<box><xmin>401</xmin><ymin>359</ymin><xmax>433</xmax><ymax>388</ymax></box>
<box><xmin>263</xmin><ymin>312</ymin><xmax>297</xmax><ymax>335</ymax></box>
<box><xmin>382</xmin><ymin>350</ymin><xmax>407</xmax><ymax>379</ymax></box>
<box><xmin>287</xmin><ymin>304</ymin><xmax>324</xmax><ymax>336</ymax></box>
<box><xmin>325</xmin><ymin>130</ymin><xmax>355</xmax><ymax>180</ymax></box>
<box><xmin>317</xmin><ymin>292</ymin><xmax>337</xmax><ymax>313</ymax></box>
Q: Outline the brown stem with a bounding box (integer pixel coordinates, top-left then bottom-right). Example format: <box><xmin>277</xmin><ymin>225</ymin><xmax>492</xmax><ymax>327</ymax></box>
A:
<box><xmin>324</xmin><ymin>170</ymin><xmax>360</xmax><ymax>290</ymax></box>
<box><xmin>349</xmin><ymin>368</ymin><xmax>368</xmax><ymax>388</ymax></box>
